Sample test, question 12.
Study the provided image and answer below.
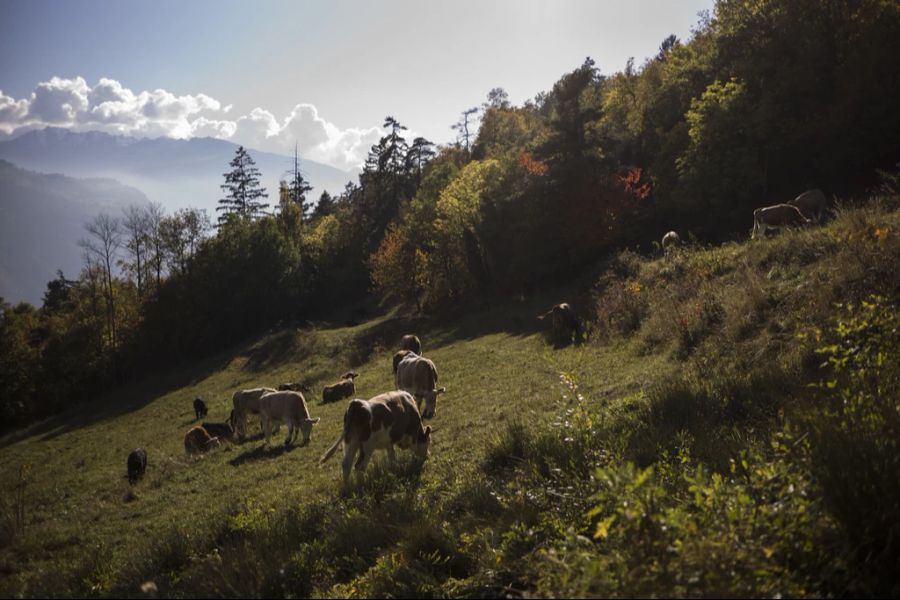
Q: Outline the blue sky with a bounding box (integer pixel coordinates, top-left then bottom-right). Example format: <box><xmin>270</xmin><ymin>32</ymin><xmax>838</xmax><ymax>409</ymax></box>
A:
<box><xmin>0</xmin><ymin>0</ymin><xmax>714</xmax><ymax>169</ymax></box>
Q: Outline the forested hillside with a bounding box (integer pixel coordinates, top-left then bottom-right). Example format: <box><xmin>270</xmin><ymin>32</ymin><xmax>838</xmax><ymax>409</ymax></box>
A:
<box><xmin>1</xmin><ymin>2</ymin><xmax>899</xmax><ymax>594</ymax></box>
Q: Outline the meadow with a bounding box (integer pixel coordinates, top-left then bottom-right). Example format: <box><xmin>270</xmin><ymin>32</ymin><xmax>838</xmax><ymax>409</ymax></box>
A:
<box><xmin>1</xmin><ymin>199</ymin><xmax>898</xmax><ymax>597</ymax></box>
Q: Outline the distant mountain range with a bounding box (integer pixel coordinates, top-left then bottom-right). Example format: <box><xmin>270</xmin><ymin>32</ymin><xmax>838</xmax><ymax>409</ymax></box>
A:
<box><xmin>0</xmin><ymin>160</ymin><xmax>149</xmax><ymax>305</ymax></box>
<box><xmin>0</xmin><ymin>128</ymin><xmax>359</xmax><ymax>305</ymax></box>
<box><xmin>0</xmin><ymin>127</ymin><xmax>356</xmax><ymax>216</ymax></box>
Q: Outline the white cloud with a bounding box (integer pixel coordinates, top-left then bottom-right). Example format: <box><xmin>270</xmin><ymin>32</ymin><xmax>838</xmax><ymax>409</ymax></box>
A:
<box><xmin>0</xmin><ymin>76</ymin><xmax>384</xmax><ymax>169</ymax></box>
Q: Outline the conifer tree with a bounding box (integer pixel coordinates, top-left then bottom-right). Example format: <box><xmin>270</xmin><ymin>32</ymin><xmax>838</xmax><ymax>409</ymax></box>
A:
<box><xmin>217</xmin><ymin>146</ymin><xmax>269</xmax><ymax>226</ymax></box>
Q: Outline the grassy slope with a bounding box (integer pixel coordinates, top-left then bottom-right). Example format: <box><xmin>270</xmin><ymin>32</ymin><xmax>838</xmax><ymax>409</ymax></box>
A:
<box><xmin>0</xmin><ymin>289</ymin><xmax>671</xmax><ymax>596</ymax></box>
<box><xmin>1</xmin><ymin>199</ymin><xmax>897</xmax><ymax>596</ymax></box>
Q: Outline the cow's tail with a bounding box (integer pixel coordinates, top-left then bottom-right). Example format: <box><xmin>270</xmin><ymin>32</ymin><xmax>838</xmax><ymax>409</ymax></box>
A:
<box><xmin>319</xmin><ymin>432</ymin><xmax>343</xmax><ymax>464</ymax></box>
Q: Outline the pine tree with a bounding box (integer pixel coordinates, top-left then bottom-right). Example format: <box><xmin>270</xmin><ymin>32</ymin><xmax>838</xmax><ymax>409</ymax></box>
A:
<box><xmin>312</xmin><ymin>190</ymin><xmax>336</xmax><ymax>220</ymax></box>
<box><xmin>217</xmin><ymin>146</ymin><xmax>269</xmax><ymax>226</ymax></box>
<box><xmin>281</xmin><ymin>143</ymin><xmax>313</xmax><ymax>219</ymax></box>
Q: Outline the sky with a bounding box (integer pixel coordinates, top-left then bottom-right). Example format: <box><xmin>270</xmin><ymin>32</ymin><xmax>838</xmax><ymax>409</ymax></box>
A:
<box><xmin>0</xmin><ymin>0</ymin><xmax>714</xmax><ymax>171</ymax></box>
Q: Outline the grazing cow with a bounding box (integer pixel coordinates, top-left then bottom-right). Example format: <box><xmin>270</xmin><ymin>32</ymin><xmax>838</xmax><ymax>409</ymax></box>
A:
<box><xmin>257</xmin><ymin>390</ymin><xmax>320</xmax><ymax>446</ymax></box>
<box><xmin>126</xmin><ymin>448</ymin><xmax>147</xmax><ymax>485</ymax></box>
<box><xmin>395</xmin><ymin>353</ymin><xmax>445</xmax><ymax>419</ymax></box>
<box><xmin>201</xmin><ymin>420</ymin><xmax>234</xmax><ymax>442</ymax></box>
<box><xmin>751</xmin><ymin>203</ymin><xmax>811</xmax><ymax>239</ymax></box>
<box><xmin>320</xmin><ymin>390</ymin><xmax>432</xmax><ymax>486</ymax></box>
<box><xmin>400</xmin><ymin>334</ymin><xmax>422</xmax><ymax>355</ymax></box>
<box><xmin>789</xmin><ymin>188</ymin><xmax>827</xmax><ymax>222</ymax></box>
<box><xmin>184</xmin><ymin>425</ymin><xmax>221</xmax><ymax>454</ymax></box>
<box><xmin>661</xmin><ymin>231</ymin><xmax>681</xmax><ymax>254</ymax></box>
<box><xmin>322</xmin><ymin>372</ymin><xmax>359</xmax><ymax>404</ymax></box>
<box><xmin>231</xmin><ymin>387</ymin><xmax>277</xmax><ymax>437</ymax></box>
<box><xmin>193</xmin><ymin>397</ymin><xmax>208</xmax><ymax>420</ymax></box>
<box><xmin>278</xmin><ymin>382</ymin><xmax>311</xmax><ymax>392</ymax></box>
<box><xmin>538</xmin><ymin>303</ymin><xmax>582</xmax><ymax>343</ymax></box>
<box><xmin>392</xmin><ymin>350</ymin><xmax>414</xmax><ymax>375</ymax></box>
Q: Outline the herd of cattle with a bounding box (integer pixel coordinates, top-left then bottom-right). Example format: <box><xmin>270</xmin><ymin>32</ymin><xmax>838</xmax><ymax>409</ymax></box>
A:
<box><xmin>124</xmin><ymin>188</ymin><xmax>829</xmax><ymax>486</ymax></box>
<box><xmin>125</xmin><ymin>334</ymin><xmax>446</xmax><ymax>487</ymax></box>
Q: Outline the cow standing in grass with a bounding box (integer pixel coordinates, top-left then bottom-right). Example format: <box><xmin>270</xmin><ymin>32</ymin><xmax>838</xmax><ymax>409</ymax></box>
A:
<box><xmin>231</xmin><ymin>387</ymin><xmax>277</xmax><ymax>437</ymax></box>
<box><xmin>258</xmin><ymin>390</ymin><xmax>320</xmax><ymax>447</ymax></box>
<box><xmin>538</xmin><ymin>303</ymin><xmax>582</xmax><ymax>344</ymax></box>
<box><xmin>126</xmin><ymin>448</ymin><xmax>147</xmax><ymax>484</ymax></box>
<box><xmin>751</xmin><ymin>204</ymin><xmax>811</xmax><ymax>239</ymax></box>
<box><xmin>320</xmin><ymin>390</ymin><xmax>432</xmax><ymax>486</ymax></box>
<box><xmin>395</xmin><ymin>353</ymin><xmax>445</xmax><ymax>419</ymax></box>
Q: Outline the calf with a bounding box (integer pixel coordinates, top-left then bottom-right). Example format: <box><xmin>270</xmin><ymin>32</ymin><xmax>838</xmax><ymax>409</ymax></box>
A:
<box><xmin>184</xmin><ymin>425</ymin><xmax>220</xmax><ymax>454</ymax></box>
<box><xmin>322</xmin><ymin>372</ymin><xmax>359</xmax><ymax>404</ymax></box>
<box><xmin>126</xmin><ymin>448</ymin><xmax>147</xmax><ymax>485</ymax></box>
<box><xmin>320</xmin><ymin>390</ymin><xmax>432</xmax><ymax>486</ymax></box>
<box><xmin>751</xmin><ymin>203</ymin><xmax>811</xmax><ymax>239</ymax></box>
<box><xmin>395</xmin><ymin>353</ymin><xmax>445</xmax><ymax>419</ymax></box>
<box><xmin>257</xmin><ymin>390</ymin><xmax>320</xmax><ymax>446</ymax></box>
<box><xmin>193</xmin><ymin>397</ymin><xmax>208</xmax><ymax>420</ymax></box>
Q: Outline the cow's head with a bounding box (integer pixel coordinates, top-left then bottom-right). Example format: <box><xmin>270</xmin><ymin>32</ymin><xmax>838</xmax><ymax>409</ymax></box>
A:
<box><xmin>341</xmin><ymin>371</ymin><xmax>359</xmax><ymax>381</ymax></box>
<box><xmin>421</xmin><ymin>387</ymin><xmax>446</xmax><ymax>420</ymax></box>
<box><xmin>299</xmin><ymin>417</ymin><xmax>321</xmax><ymax>445</ymax></box>
<box><xmin>413</xmin><ymin>425</ymin><xmax>432</xmax><ymax>458</ymax></box>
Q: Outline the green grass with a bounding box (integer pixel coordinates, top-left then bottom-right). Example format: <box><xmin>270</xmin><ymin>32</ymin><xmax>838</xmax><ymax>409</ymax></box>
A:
<box><xmin>1</xmin><ymin>198</ymin><xmax>898</xmax><ymax>597</ymax></box>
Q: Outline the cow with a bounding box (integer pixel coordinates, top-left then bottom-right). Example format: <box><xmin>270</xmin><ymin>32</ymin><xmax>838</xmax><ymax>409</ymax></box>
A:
<box><xmin>392</xmin><ymin>349</ymin><xmax>415</xmax><ymax>374</ymax></box>
<box><xmin>126</xmin><ymin>448</ymin><xmax>147</xmax><ymax>485</ymax></box>
<box><xmin>193</xmin><ymin>397</ymin><xmax>208</xmax><ymax>420</ymax></box>
<box><xmin>322</xmin><ymin>372</ymin><xmax>359</xmax><ymax>404</ymax></box>
<box><xmin>751</xmin><ymin>203</ymin><xmax>811</xmax><ymax>239</ymax></box>
<box><xmin>257</xmin><ymin>390</ymin><xmax>320</xmax><ymax>447</ymax></box>
<box><xmin>661</xmin><ymin>231</ymin><xmax>681</xmax><ymax>254</ymax></box>
<box><xmin>789</xmin><ymin>188</ymin><xmax>827</xmax><ymax>222</ymax></box>
<box><xmin>201</xmin><ymin>420</ymin><xmax>235</xmax><ymax>442</ymax></box>
<box><xmin>538</xmin><ymin>302</ymin><xmax>582</xmax><ymax>344</ymax></box>
<box><xmin>184</xmin><ymin>425</ymin><xmax>221</xmax><ymax>454</ymax></box>
<box><xmin>400</xmin><ymin>334</ymin><xmax>422</xmax><ymax>355</ymax></box>
<box><xmin>231</xmin><ymin>387</ymin><xmax>277</xmax><ymax>437</ymax></box>
<box><xmin>278</xmin><ymin>382</ymin><xmax>311</xmax><ymax>393</ymax></box>
<box><xmin>320</xmin><ymin>390</ymin><xmax>432</xmax><ymax>486</ymax></box>
<box><xmin>395</xmin><ymin>353</ymin><xmax>445</xmax><ymax>419</ymax></box>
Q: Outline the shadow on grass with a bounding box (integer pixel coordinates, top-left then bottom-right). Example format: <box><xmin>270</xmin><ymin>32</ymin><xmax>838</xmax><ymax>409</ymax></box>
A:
<box><xmin>228</xmin><ymin>441</ymin><xmax>307</xmax><ymax>466</ymax></box>
<box><xmin>1</xmin><ymin>350</ymin><xmax>234</xmax><ymax>449</ymax></box>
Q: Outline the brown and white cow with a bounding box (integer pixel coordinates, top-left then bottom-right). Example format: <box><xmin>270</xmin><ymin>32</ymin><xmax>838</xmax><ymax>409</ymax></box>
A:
<box><xmin>395</xmin><ymin>353</ymin><xmax>445</xmax><ymax>419</ymax></box>
<box><xmin>184</xmin><ymin>425</ymin><xmax>221</xmax><ymax>454</ymax></box>
<box><xmin>257</xmin><ymin>390</ymin><xmax>320</xmax><ymax>447</ymax></box>
<box><xmin>789</xmin><ymin>188</ymin><xmax>827</xmax><ymax>222</ymax></box>
<box><xmin>751</xmin><ymin>203</ymin><xmax>811</xmax><ymax>239</ymax></box>
<box><xmin>231</xmin><ymin>387</ymin><xmax>277</xmax><ymax>437</ymax></box>
<box><xmin>319</xmin><ymin>390</ymin><xmax>432</xmax><ymax>486</ymax></box>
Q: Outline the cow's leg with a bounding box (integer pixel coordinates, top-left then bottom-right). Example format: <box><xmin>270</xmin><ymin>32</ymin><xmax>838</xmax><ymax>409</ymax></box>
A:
<box><xmin>341</xmin><ymin>440</ymin><xmax>358</xmax><ymax>486</ymax></box>
<box><xmin>262</xmin><ymin>415</ymin><xmax>271</xmax><ymax>445</ymax></box>
<box><xmin>355</xmin><ymin>443</ymin><xmax>373</xmax><ymax>484</ymax></box>
<box><xmin>751</xmin><ymin>217</ymin><xmax>759</xmax><ymax>240</ymax></box>
<box><xmin>386</xmin><ymin>444</ymin><xmax>397</xmax><ymax>464</ymax></box>
<box><xmin>284</xmin><ymin>420</ymin><xmax>294</xmax><ymax>446</ymax></box>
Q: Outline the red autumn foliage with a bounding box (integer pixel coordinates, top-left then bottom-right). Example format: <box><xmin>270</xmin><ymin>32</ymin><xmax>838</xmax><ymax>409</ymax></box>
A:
<box><xmin>519</xmin><ymin>151</ymin><xmax>549</xmax><ymax>177</ymax></box>
<box><xmin>614</xmin><ymin>167</ymin><xmax>651</xmax><ymax>200</ymax></box>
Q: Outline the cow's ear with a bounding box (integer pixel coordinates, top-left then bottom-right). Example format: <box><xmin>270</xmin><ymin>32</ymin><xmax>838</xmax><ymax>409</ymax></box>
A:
<box><xmin>437</xmin><ymin>387</ymin><xmax>446</xmax><ymax>395</ymax></box>
<box><xmin>424</xmin><ymin>426</ymin><xmax>432</xmax><ymax>439</ymax></box>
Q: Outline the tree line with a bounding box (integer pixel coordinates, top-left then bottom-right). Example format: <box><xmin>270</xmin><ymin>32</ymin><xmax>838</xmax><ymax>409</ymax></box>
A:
<box><xmin>1</xmin><ymin>0</ymin><xmax>898</xmax><ymax>429</ymax></box>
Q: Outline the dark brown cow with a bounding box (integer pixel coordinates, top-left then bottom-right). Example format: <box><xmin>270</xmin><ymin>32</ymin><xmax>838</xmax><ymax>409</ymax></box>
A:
<box><xmin>126</xmin><ymin>448</ymin><xmax>147</xmax><ymax>485</ymax></box>
<box><xmin>319</xmin><ymin>390</ymin><xmax>432</xmax><ymax>486</ymax></box>
<box><xmin>538</xmin><ymin>303</ymin><xmax>581</xmax><ymax>343</ymax></box>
